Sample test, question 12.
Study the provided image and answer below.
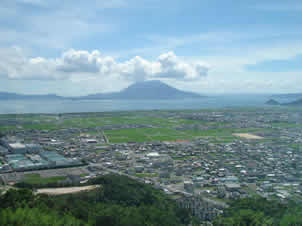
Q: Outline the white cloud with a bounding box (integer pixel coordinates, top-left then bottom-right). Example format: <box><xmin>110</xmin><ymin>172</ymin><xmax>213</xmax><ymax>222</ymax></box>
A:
<box><xmin>156</xmin><ymin>51</ymin><xmax>209</xmax><ymax>80</ymax></box>
<box><xmin>0</xmin><ymin>47</ymin><xmax>210</xmax><ymax>82</ymax></box>
<box><xmin>118</xmin><ymin>56</ymin><xmax>157</xmax><ymax>82</ymax></box>
<box><xmin>58</xmin><ymin>49</ymin><xmax>102</xmax><ymax>73</ymax></box>
<box><xmin>0</xmin><ymin>47</ymin><xmax>64</xmax><ymax>80</ymax></box>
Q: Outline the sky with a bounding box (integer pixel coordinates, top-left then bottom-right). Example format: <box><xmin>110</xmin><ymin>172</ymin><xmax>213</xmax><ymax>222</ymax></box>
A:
<box><xmin>0</xmin><ymin>0</ymin><xmax>302</xmax><ymax>96</ymax></box>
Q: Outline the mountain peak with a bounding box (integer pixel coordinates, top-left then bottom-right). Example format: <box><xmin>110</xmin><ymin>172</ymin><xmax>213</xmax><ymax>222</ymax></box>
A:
<box><xmin>265</xmin><ymin>99</ymin><xmax>280</xmax><ymax>105</ymax></box>
<box><xmin>136</xmin><ymin>80</ymin><xmax>163</xmax><ymax>84</ymax></box>
<box><xmin>84</xmin><ymin>80</ymin><xmax>204</xmax><ymax>100</ymax></box>
<box><xmin>119</xmin><ymin>80</ymin><xmax>202</xmax><ymax>99</ymax></box>
<box><xmin>125</xmin><ymin>80</ymin><xmax>171</xmax><ymax>90</ymax></box>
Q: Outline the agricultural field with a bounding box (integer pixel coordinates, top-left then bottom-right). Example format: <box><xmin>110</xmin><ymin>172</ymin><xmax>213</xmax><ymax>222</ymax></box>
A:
<box><xmin>22</xmin><ymin>173</ymin><xmax>66</xmax><ymax>185</ymax></box>
<box><xmin>0</xmin><ymin>108</ymin><xmax>300</xmax><ymax>144</ymax></box>
<box><xmin>103</xmin><ymin>127</ymin><xmax>268</xmax><ymax>143</ymax></box>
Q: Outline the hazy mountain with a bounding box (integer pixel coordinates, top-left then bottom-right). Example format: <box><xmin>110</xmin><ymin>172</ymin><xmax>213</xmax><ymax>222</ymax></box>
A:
<box><xmin>265</xmin><ymin>99</ymin><xmax>280</xmax><ymax>105</ymax></box>
<box><xmin>0</xmin><ymin>92</ymin><xmax>63</xmax><ymax>100</ymax></box>
<box><xmin>81</xmin><ymin>80</ymin><xmax>204</xmax><ymax>100</ymax></box>
<box><xmin>265</xmin><ymin>98</ymin><xmax>302</xmax><ymax>107</ymax></box>
<box><xmin>0</xmin><ymin>81</ymin><xmax>204</xmax><ymax>100</ymax></box>
<box><xmin>272</xmin><ymin>93</ymin><xmax>302</xmax><ymax>99</ymax></box>
<box><xmin>283</xmin><ymin>98</ymin><xmax>302</xmax><ymax>106</ymax></box>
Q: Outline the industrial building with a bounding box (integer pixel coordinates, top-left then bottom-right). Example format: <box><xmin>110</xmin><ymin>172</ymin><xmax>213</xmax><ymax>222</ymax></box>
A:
<box><xmin>26</xmin><ymin>144</ymin><xmax>42</xmax><ymax>153</ymax></box>
<box><xmin>5</xmin><ymin>151</ymin><xmax>82</xmax><ymax>171</ymax></box>
<box><xmin>40</xmin><ymin>151</ymin><xmax>82</xmax><ymax>167</ymax></box>
<box><xmin>8</xmin><ymin>143</ymin><xmax>27</xmax><ymax>154</ymax></box>
<box><xmin>7</xmin><ymin>143</ymin><xmax>42</xmax><ymax>154</ymax></box>
<box><xmin>0</xmin><ymin>140</ymin><xmax>83</xmax><ymax>172</ymax></box>
<box><xmin>4</xmin><ymin>151</ymin><xmax>83</xmax><ymax>172</ymax></box>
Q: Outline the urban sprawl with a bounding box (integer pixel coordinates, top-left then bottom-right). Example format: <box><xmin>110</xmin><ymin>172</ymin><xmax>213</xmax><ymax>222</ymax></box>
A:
<box><xmin>1</xmin><ymin>108</ymin><xmax>302</xmax><ymax>221</ymax></box>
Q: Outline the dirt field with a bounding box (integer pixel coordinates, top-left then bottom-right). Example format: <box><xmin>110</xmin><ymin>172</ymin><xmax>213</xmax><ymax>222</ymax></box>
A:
<box><xmin>233</xmin><ymin>133</ymin><xmax>264</xmax><ymax>139</ymax></box>
<box><xmin>36</xmin><ymin>185</ymin><xmax>100</xmax><ymax>195</ymax></box>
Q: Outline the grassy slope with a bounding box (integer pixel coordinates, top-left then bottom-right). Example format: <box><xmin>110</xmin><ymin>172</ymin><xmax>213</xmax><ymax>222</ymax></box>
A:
<box><xmin>23</xmin><ymin>173</ymin><xmax>66</xmax><ymax>185</ymax></box>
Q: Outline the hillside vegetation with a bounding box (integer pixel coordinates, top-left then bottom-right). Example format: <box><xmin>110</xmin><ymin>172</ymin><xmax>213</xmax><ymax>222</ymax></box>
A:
<box><xmin>0</xmin><ymin>174</ymin><xmax>191</xmax><ymax>226</ymax></box>
<box><xmin>213</xmin><ymin>197</ymin><xmax>302</xmax><ymax>226</ymax></box>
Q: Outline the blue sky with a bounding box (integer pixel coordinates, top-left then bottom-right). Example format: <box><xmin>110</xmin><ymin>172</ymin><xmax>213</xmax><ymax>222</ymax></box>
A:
<box><xmin>0</xmin><ymin>0</ymin><xmax>302</xmax><ymax>95</ymax></box>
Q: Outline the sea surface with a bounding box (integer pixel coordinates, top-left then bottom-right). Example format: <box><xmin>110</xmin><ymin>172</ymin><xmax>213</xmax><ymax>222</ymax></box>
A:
<box><xmin>0</xmin><ymin>94</ymin><xmax>291</xmax><ymax>114</ymax></box>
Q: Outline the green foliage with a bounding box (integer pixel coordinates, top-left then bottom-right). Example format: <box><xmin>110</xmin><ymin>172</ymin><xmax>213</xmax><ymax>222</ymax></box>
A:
<box><xmin>0</xmin><ymin>189</ymin><xmax>35</xmax><ymax>209</ymax></box>
<box><xmin>0</xmin><ymin>207</ymin><xmax>85</xmax><ymax>226</ymax></box>
<box><xmin>0</xmin><ymin>175</ymin><xmax>191</xmax><ymax>226</ymax></box>
<box><xmin>213</xmin><ymin>197</ymin><xmax>302</xmax><ymax>226</ymax></box>
<box><xmin>91</xmin><ymin>174</ymin><xmax>160</xmax><ymax>206</ymax></box>
<box><xmin>214</xmin><ymin>209</ymin><xmax>274</xmax><ymax>226</ymax></box>
<box><xmin>280</xmin><ymin>214</ymin><xmax>302</xmax><ymax>226</ymax></box>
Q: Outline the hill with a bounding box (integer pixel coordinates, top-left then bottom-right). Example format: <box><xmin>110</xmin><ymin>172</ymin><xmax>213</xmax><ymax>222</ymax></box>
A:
<box><xmin>283</xmin><ymin>98</ymin><xmax>302</xmax><ymax>106</ymax></box>
<box><xmin>81</xmin><ymin>80</ymin><xmax>204</xmax><ymax>100</ymax></box>
<box><xmin>265</xmin><ymin>98</ymin><xmax>302</xmax><ymax>107</ymax></box>
<box><xmin>2</xmin><ymin>174</ymin><xmax>191</xmax><ymax>226</ymax></box>
<box><xmin>265</xmin><ymin>99</ymin><xmax>280</xmax><ymax>105</ymax></box>
<box><xmin>0</xmin><ymin>92</ymin><xmax>63</xmax><ymax>100</ymax></box>
<box><xmin>272</xmin><ymin>93</ymin><xmax>302</xmax><ymax>99</ymax></box>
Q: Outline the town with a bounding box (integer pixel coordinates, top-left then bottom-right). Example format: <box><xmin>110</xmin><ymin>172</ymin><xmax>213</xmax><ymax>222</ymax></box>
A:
<box><xmin>1</xmin><ymin>107</ymin><xmax>302</xmax><ymax>221</ymax></box>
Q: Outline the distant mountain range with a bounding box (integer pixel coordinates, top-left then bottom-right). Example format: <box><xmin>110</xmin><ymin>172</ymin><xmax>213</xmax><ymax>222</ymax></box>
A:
<box><xmin>284</xmin><ymin>99</ymin><xmax>302</xmax><ymax>106</ymax></box>
<box><xmin>0</xmin><ymin>92</ymin><xmax>63</xmax><ymax>100</ymax></box>
<box><xmin>266</xmin><ymin>92</ymin><xmax>302</xmax><ymax>107</ymax></box>
<box><xmin>0</xmin><ymin>80</ymin><xmax>204</xmax><ymax>100</ymax></box>
<box><xmin>272</xmin><ymin>93</ymin><xmax>302</xmax><ymax>99</ymax></box>
<box><xmin>266</xmin><ymin>98</ymin><xmax>302</xmax><ymax>106</ymax></box>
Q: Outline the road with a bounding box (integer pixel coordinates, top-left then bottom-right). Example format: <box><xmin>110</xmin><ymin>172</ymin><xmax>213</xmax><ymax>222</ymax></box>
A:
<box><xmin>89</xmin><ymin>163</ymin><xmax>228</xmax><ymax>208</ymax></box>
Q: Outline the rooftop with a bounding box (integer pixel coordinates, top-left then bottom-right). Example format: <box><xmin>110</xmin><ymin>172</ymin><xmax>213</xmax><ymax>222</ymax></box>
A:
<box><xmin>147</xmin><ymin>152</ymin><xmax>160</xmax><ymax>157</ymax></box>
<box><xmin>9</xmin><ymin>143</ymin><xmax>26</xmax><ymax>149</ymax></box>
